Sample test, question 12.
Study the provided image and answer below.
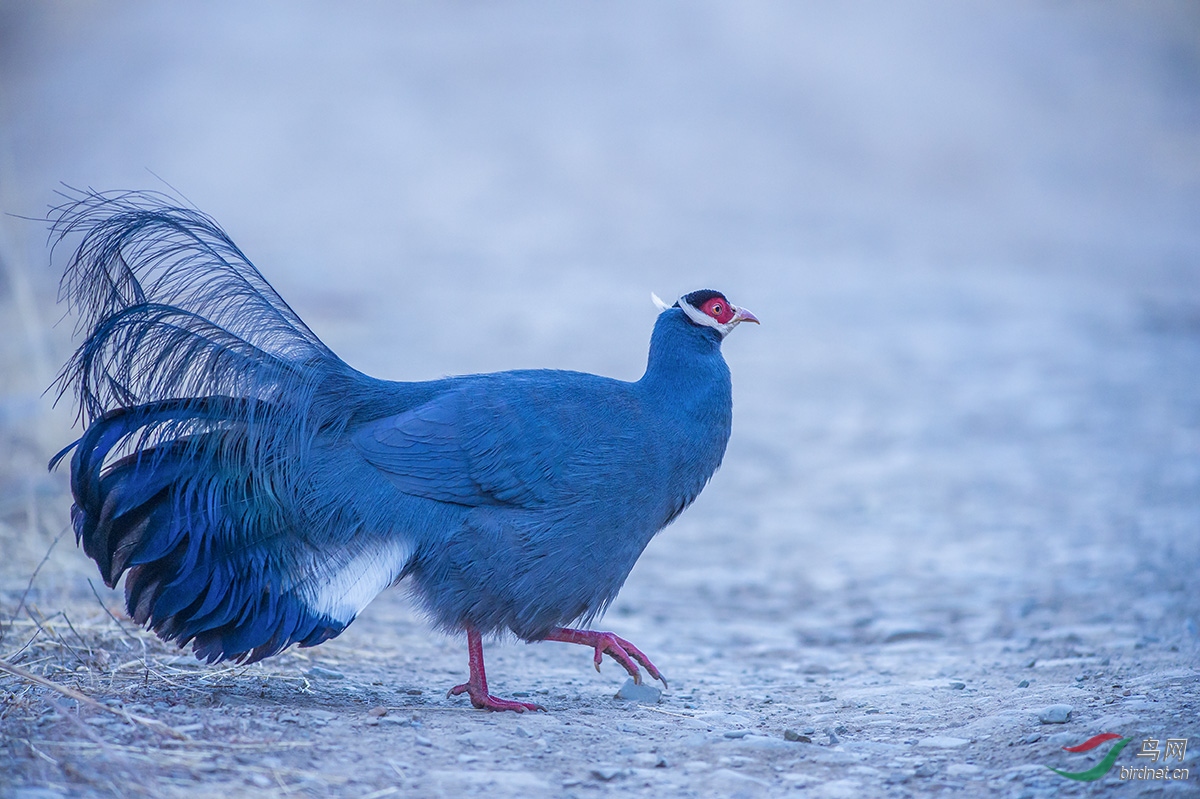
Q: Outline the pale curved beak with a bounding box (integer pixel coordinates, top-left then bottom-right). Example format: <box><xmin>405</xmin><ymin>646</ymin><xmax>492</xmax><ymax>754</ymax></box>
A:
<box><xmin>733</xmin><ymin>306</ymin><xmax>760</xmax><ymax>325</ymax></box>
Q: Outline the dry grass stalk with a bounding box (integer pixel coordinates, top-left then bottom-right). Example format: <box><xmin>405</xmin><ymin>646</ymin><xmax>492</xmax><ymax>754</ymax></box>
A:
<box><xmin>0</xmin><ymin>657</ymin><xmax>188</xmax><ymax>740</ymax></box>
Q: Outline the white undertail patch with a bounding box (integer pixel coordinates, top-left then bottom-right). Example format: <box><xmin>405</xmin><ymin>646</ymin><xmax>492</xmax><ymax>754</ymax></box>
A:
<box><xmin>302</xmin><ymin>538</ymin><xmax>411</xmax><ymax>625</ymax></box>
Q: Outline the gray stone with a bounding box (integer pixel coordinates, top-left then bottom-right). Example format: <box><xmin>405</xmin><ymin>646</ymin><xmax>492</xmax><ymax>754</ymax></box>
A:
<box><xmin>614</xmin><ymin>678</ymin><xmax>661</xmax><ymax>703</ymax></box>
<box><xmin>380</xmin><ymin>716</ymin><xmax>411</xmax><ymax>726</ymax></box>
<box><xmin>632</xmin><ymin>752</ymin><xmax>668</xmax><ymax>768</ymax></box>
<box><xmin>883</xmin><ymin>628</ymin><xmax>944</xmax><ymax>643</ymax></box>
<box><xmin>590</xmin><ymin>766</ymin><xmax>625</xmax><ymax>781</ymax></box>
<box><xmin>1038</xmin><ymin>705</ymin><xmax>1072</xmax><ymax>724</ymax></box>
<box><xmin>918</xmin><ymin>736</ymin><xmax>970</xmax><ymax>748</ymax></box>
<box><xmin>733</xmin><ymin>734</ymin><xmax>802</xmax><ymax>751</ymax></box>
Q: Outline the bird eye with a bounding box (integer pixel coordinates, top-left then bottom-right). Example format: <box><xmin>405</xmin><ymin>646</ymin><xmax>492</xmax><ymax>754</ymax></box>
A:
<box><xmin>712</xmin><ymin>304</ymin><xmax>723</xmax><ymax>315</ymax></box>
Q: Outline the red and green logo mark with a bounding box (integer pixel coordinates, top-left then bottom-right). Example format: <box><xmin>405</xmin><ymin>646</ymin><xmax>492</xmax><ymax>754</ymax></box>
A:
<box><xmin>1046</xmin><ymin>733</ymin><xmax>1131</xmax><ymax>781</ymax></box>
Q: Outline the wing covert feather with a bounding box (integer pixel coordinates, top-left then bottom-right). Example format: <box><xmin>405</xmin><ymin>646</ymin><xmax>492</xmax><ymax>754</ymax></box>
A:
<box><xmin>352</xmin><ymin>385</ymin><xmax>564</xmax><ymax>508</ymax></box>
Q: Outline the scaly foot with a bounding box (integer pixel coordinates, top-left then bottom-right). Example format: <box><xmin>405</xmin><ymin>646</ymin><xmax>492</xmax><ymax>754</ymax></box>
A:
<box><xmin>447</xmin><ymin>681</ymin><xmax>544</xmax><ymax>713</ymax></box>
<box><xmin>447</xmin><ymin>625</ymin><xmax>546</xmax><ymax>713</ymax></box>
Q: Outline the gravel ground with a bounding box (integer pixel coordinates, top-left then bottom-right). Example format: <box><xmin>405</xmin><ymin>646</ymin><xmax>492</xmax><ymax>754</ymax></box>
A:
<box><xmin>1</xmin><ymin>3</ymin><xmax>1198</xmax><ymax>797</ymax></box>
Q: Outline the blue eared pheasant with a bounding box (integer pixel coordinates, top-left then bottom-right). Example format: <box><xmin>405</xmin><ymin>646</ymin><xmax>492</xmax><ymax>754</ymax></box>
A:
<box><xmin>50</xmin><ymin>190</ymin><xmax>757</xmax><ymax>712</ymax></box>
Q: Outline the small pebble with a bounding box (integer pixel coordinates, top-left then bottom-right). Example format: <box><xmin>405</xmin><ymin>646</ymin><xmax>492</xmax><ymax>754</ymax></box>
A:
<box><xmin>1017</xmin><ymin>680</ymin><xmax>1030</xmax><ymax>688</ymax></box>
<box><xmin>883</xmin><ymin>628</ymin><xmax>943</xmax><ymax>643</ymax></box>
<box><xmin>1038</xmin><ymin>705</ymin><xmax>1072</xmax><ymax>724</ymax></box>
<box><xmin>632</xmin><ymin>752</ymin><xmax>668</xmax><ymax>768</ymax></box>
<box><xmin>949</xmin><ymin>682</ymin><xmax>966</xmax><ymax>690</ymax></box>
<box><xmin>723</xmin><ymin>730</ymin><xmax>750</xmax><ymax>739</ymax></box>
<box><xmin>718</xmin><ymin>755</ymin><xmax>755</xmax><ymax>768</ymax></box>
<box><xmin>614</xmin><ymin>678</ymin><xmax>661</xmax><ymax>703</ymax></box>
<box><xmin>591</xmin><ymin>766</ymin><xmax>624</xmax><ymax>781</ymax></box>
<box><xmin>783</xmin><ymin>729</ymin><xmax>812</xmax><ymax>743</ymax></box>
<box><xmin>918</xmin><ymin>736</ymin><xmax>969</xmax><ymax>748</ymax></box>
<box><xmin>415</xmin><ymin>735</ymin><xmax>433</xmax><ymax>747</ymax></box>
<box><xmin>368</xmin><ymin>706</ymin><xmax>388</xmax><ymax>717</ymax></box>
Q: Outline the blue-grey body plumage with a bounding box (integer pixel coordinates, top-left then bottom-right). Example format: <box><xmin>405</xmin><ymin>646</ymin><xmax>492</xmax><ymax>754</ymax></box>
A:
<box><xmin>50</xmin><ymin>190</ymin><xmax>751</xmax><ymax>683</ymax></box>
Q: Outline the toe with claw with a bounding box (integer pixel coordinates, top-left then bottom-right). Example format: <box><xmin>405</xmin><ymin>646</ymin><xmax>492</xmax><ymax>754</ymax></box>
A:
<box><xmin>546</xmin><ymin>627</ymin><xmax>668</xmax><ymax>688</ymax></box>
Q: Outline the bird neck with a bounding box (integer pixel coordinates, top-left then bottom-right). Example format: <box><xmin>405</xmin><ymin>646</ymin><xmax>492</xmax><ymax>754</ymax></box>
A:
<box><xmin>637</xmin><ymin>309</ymin><xmax>734</xmax><ymax>526</ymax></box>
<box><xmin>638</xmin><ymin>310</ymin><xmax>731</xmax><ymax>409</ymax></box>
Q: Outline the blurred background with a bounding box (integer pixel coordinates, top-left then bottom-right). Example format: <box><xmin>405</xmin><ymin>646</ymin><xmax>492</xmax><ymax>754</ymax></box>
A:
<box><xmin>1</xmin><ymin>0</ymin><xmax>1198</xmax><ymax>676</ymax></box>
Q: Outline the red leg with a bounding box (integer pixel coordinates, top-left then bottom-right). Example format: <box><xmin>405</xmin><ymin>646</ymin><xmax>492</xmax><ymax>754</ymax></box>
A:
<box><xmin>447</xmin><ymin>626</ymin><xmax>545</xmax><ymax>712</ymax></box>
<box><xmin>545</xmin><ymin>627</ymin><xmax>667</xmax><ymax>688</ymax></box>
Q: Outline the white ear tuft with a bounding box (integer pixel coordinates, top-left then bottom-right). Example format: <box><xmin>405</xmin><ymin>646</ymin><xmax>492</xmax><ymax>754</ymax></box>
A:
<box><xmin>651</xmin><ymin>292</ymin><xmax>671</xmax><ymax>312</ymax></box>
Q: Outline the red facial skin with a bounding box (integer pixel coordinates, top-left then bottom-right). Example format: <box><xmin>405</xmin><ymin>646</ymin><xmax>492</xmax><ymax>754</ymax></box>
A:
<box><xmin>700</xmin><ymin>296</ymin><xmax>735</xmax><ymax>324</ymax></box>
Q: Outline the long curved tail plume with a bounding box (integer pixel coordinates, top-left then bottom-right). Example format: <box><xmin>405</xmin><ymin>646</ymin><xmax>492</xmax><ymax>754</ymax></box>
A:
<box><xmin>49</xmin><ymin>190</ymin><xmax>395</xmax><ymax>663</ymax></box>
<box><xmin>51</xmin><ymin>188</ymin><xmax>340</xmax><ymax>433</ymax></box>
